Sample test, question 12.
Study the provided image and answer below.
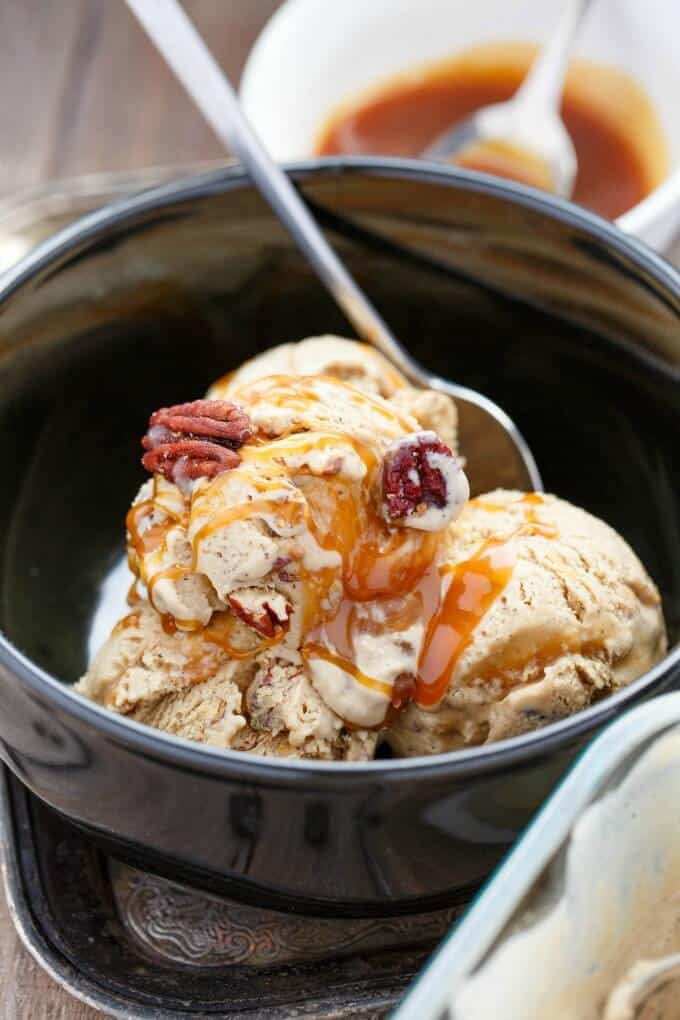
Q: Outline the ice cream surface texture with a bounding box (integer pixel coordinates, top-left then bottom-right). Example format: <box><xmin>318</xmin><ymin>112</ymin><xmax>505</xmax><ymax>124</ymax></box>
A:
<box><xmin>79</xmin><ymin>340</ymin><xmax>469</xmax><ymax>758</ymax></box>
<box><xmin>386</xmin><ymin>490</ymin><xmax>666</xmax><ymax>754</ymax></box>
<box><xmin>78</xmin><ymin>337</ymin><xmax>666</xmax><ymax>760</ymax></box>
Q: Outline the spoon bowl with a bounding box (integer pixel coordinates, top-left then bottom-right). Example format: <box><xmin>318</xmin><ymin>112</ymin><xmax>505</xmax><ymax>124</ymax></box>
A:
<box><xmin>424</xmin><ymin>96</ymin><xmax>577</xmax><ymax>198</ymax></box>
<box><xmin>423</xmin><ymin>0</ymin><xmax>592</xmax><ymax>198</ymax></box>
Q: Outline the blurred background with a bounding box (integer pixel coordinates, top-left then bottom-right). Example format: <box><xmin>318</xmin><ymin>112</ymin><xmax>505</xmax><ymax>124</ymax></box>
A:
<box><xmin>0</xmin><ymin>1</ymin><xmax>281</xmax><ymax>197</ymax></box>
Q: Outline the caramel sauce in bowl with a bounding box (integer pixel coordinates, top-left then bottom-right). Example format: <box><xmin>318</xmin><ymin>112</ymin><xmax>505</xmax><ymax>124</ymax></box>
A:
<box><xmin>316</xmin><ymin>43</ymin><xmax>668</xmax><ymax>219</ymax></box>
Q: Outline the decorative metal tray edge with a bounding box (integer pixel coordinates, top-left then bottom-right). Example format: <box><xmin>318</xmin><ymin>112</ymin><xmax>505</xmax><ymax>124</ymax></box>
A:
<box><xmin>0</xmin><ymin>768</ymin><xmax>445</xmax><ymax>1018</ymax></box>
<box><xmin>0</xmin><ymin>768</ymin><xmax>158</xmax><ymax>1019</ymax></box>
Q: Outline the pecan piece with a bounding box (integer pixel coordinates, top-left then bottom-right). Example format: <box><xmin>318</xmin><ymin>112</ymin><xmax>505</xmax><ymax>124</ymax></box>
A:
<box><xmin>228</xmin><ymin>588</ymin><xmax>292</xmax><ymax>639</ymax></box>
<box><xmin>141</xmin><ymin>399</ymin><xmax>253</xmax><ymax>485</ymax></box>
<box><xmin>382</xmin><ymin>430</ymin><xmax>468</xmax><ymax>531</ymax></box>
<box><xmin>391</xmin><ymin>672</ymin><xmax>417</xmax><ymax>710</ymax></box>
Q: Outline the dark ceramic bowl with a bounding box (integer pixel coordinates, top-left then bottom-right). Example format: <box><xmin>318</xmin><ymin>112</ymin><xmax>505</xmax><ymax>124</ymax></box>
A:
<box><xmin>0</xmin><ymin>159</ymin><xmax>678</xmax><ymax>917</ymax></box>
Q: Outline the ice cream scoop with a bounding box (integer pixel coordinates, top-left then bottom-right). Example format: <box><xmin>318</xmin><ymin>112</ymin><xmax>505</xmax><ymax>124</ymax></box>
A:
<box><xmin>124</xmin><ymin>0</ymin><xmax>542</xmax><ymax>496</ymax></box>
<box><xmin>386</xmin><ymin>490</ymin><xmax>666</xmax><ymax>755</ymax></box>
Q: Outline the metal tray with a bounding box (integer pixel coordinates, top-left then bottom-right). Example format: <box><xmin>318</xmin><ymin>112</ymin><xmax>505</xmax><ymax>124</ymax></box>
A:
<box><xmin>0</xmin><ymin>765</ymin><xmax>462</xmax><ymax>1018</ymax></box>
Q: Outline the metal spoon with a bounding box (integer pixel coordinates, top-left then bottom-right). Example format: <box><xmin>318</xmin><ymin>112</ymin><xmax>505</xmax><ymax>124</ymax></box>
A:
<box><xmin>125</xmin><ymin>0</ymin><xmax>542</xmax><ymax>494</ymax></box>
<box><xmin>424</xmin><ymin>0</ymin><xmax>593</xmax><ymax>198</ymax></box>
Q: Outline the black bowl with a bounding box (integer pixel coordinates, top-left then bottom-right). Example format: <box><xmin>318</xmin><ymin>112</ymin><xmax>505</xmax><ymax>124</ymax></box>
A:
<box><xmin>0</xmin><ymin>159</ymin><xmax>678</xmax><ymax>917</ymax></box>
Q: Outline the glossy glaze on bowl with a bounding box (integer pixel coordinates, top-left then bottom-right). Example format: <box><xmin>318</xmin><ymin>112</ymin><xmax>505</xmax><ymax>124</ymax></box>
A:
<box><xmin>0</xmin><ymin>160</ymin><xmax>678</xmax><ymax>915</ymax></box>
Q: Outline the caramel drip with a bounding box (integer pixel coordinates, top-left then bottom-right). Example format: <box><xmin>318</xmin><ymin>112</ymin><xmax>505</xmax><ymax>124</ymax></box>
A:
<box><xmin>202</xmin><ymin>609</ymin><xmax>284</xmax><ymax>659</ymax></box>
<box><xmin>416</xmin><ymin>535</ymin><xmax>517</xmax><ymax>706</ymax></box>
<box><xmin>146</xmin><ymin>566</ymin><xmax>205</xmax><ymax>631</ymax></box>
<box><xmin>191</xmin><ymin>497</ymin><xmax>308</xmax><ymax>554</ymax></box>
<box><xmin>126</xmin><ymin>476</ymin><xmax>190</xmax><ymax>605</ymax></box>
<box><xmin>302</xmin><ymin>643</ymin><xmax>393</xmax><ymax>698</ymax></box>
<box><xmin>233</xmin><ymin>374</ymin><xmax>415</xmax><ymax>430</ymax></box>
<box><xmin>470</xmin><ymin>492</ymin><xmax>546</xmax><ymax>515</ymax></box>
<box><xmin>301</xmin><ymin>472</ymin><xmax>440</xmax><ymax>605</ymax></box>
<box><xmin>303</xmin><ymin>565</ymin><xmax>442</xmax><ymax>704</ymax></box>
<box><xmin>240</xmin><ymin>431</ymin><xmax>378</xmax><ymax>473</ymax></box>
<box><xmin>415</xmin><ymin>494</ymin><xmax>558</xmax><ymax>707</ymax></box>
<box><xmin>126</xmin><ymin>501</ymin><xmax>170</xmax><ymax>558</ymax></box>
<box><xmin>161</xmin><ymin>613</ymin><xmax>177</xmax><ymax>635</ymax></box>
<box><xmin>347</xmin><ymin>530</ymin><xmax>440</xmax><ymax>600</ymax></box>
<box><xmin>112</xmin><ymin>612</ymin><xmax>141</xmax><ymax>636</ymax></box>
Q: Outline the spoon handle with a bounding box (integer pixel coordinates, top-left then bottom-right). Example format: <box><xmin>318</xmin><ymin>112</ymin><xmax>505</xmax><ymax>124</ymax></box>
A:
<box><xmin>515</xmin><ymin>0</ymin><xmax>594</xmax><ymax>111</ymax></box>
<box><xmin>124</xmin><ymin>0</ymin><xmax>425</xmax><ymax>384</ymax></box>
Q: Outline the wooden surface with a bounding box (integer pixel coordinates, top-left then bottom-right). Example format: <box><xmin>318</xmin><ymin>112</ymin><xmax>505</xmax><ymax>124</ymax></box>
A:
<box><xmin>0</xmin><ymin>3</ymin><xmax>281</xmax><ymax>1015</ymax></box>
<box><xmin>0</xmin><ymin>0</ymin><xmax>281</xmax><ymax>197</ymax></box>
<box><xmin>0</xmin><ymin>891</ymin><xmax>91</xmax><ymax>1020</ymax></box>
<box><xmin>0</xmin><ymin>2</ymin><xmax>678</xmax><ymax>1017</ymax></box>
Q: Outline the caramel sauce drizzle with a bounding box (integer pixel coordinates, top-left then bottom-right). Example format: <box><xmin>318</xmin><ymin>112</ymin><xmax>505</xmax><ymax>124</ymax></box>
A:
<box><xmin>125</xmin><ymin>477</ymin><xmax>204</xmax><ymax>627</ymax></box>
<box><xmin>233</xmin><ymin>374</ymin><xmax>416</xmax><ymax>431</ymax></box>
<box><xmin>302</xmin><ymin>643</ymin><xmax>393</xmax><ymax>698</ymax></box>
<box><xmin>126</xmin><ymin>501</ymin><xmax>171</xmax><ymax>558</ymax></box>
<box><xmin>241</xmin><ymin>431</ymin><xmax>379</xmax><ymax>472</ymax></box>
<box><xmin>112</xmin><ymin>612</ymin><xmax>141</xmax><ymax>635</ymax></box>
<box><xmin>304</xmin><ymin>565</ymin><xmax>442</xmax><ymax>709</ymax></box>
<box><xmin>202</xmin><ymin>609</ymin><xmax>285</xmax><ymax>659</ymax></box>
<box><xmin>191</xmin><ymin>496</ymin><xmax>307</xmax><ymax>552</ymax></box>
<box><xmin>415</xmin><ymin>494</ymin><xmax>558</xmax><ymax>707</ymax></box>
<box><xmin>186</xmin><ymin>400</ymin><xmax>444</xmax><ymax>698</ymax></box>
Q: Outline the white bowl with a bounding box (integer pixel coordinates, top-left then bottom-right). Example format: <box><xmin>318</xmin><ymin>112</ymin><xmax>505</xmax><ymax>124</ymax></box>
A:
<box><xmin>241</xmin><ymin>0</ymin><xmax>680</xmax><ymax>251</ymax></box>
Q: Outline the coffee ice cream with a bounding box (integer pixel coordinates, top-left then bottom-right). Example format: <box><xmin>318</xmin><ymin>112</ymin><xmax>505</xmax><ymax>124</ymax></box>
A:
<box><xmin>79</xmin><ymin>346</ymin><xmax>469</xmax><ymax>758</ymax></box>
<box><xmin>78</xmin><ymin>336</ymin><xmax>666</xmax><ymax>761</ymax></box>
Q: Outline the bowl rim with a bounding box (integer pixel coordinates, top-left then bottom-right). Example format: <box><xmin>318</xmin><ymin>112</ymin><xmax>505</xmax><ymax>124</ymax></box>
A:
<box><xmin>0</xmin><ymin>155</ymin><xmax>678</xmax><ymax>781</ymax></box>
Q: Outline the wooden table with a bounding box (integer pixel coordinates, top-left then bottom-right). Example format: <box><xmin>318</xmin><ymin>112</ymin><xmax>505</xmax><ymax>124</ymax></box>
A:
<box><xmin>0</xmin><ymin>2</ymin><xmax>678</xmax><ymax>1017</ymax></box>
